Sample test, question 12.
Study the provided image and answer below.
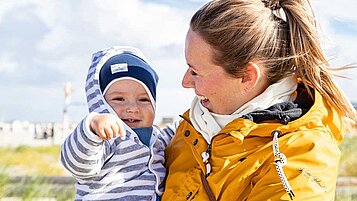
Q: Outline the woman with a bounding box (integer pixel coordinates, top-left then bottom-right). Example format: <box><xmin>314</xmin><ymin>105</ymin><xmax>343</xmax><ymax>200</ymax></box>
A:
<box><xmin>162</xmin><ymin>0</ymin><xmax>357</xmax><ymax>200</ymax></box>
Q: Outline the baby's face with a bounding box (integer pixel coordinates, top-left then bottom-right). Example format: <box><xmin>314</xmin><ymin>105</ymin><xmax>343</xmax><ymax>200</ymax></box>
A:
<box><xmin>104</xmin><ymin>79</ymin><xmax>155</xmax><ymax>128</ymax></box>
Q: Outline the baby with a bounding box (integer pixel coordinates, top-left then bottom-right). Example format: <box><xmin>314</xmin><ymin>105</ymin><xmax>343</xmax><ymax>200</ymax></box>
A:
<box><xmin>61</xmin><ymin>46</ymin><xmax>174</xmax><ymax>200</ymax></box>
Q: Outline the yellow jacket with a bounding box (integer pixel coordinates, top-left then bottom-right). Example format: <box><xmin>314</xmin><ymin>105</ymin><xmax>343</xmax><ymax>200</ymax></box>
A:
<box><xmin>162</xmin><ymin>87</ymin><xmax>345</xmax><ymax>201</ymax></box>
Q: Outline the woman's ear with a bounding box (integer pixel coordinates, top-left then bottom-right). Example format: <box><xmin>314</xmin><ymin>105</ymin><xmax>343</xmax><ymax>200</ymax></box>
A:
<box><xmin>241</xmin><ymin>62</ymin><xmax>261</xmax><ymax>92</ymax></box>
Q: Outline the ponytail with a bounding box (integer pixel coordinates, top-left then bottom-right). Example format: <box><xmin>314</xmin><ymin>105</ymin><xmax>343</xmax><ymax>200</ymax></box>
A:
<box><xmin>281</xmin><ymin>0</ymin><xmax>357</xmax><ymax>124</ymax></box>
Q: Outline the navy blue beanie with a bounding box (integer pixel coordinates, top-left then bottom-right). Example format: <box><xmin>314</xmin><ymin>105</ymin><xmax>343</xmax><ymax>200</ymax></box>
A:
<box><xmin>99</xmin><ymin>53</ymin><xmax>159</xmax><ymax>101</ymax></box>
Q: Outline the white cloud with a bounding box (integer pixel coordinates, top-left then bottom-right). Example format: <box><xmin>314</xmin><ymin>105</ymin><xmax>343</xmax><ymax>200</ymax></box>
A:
<box><xmin>0</xmin><ymin>0</ymin><xmax>195</xmax><ymax>122</ymax></box>
<box><xmin>32</xmin><ymin>0</ymin><xmax>190</xmax><ymax>55</ymax></box>
<box><xmin>36</xmin><ymin>27</ymin><xmax>73</xmax><ymax>54</ymax></box>
<box><xmin>327</xmin><ymin>34</ymin><xmax>357</xmax><ymax>101</ymax></box>
<box><xmin>33</xmin><ymin>1</ymin><xmax>68</xmax><ymax>28</ymax></box>
<box><xmin>310</xmin><ymin>0</ymin><xmax>357</xmax><ymax>101</ymax></box>
<box><xmin>0</xmin><ymin>54</ymin><xmax>19</xmax><ymax>73</ymax></box>
<box><xmin>1</xmin><ymin>0</ymin><xmax>356</xmax><ymax>122</ymax></box>
<box><xmin>313</xmin><ymin>0</ymin><xmax>357</xmax><ymax>21</ymax></box>
<box><xmin>86</xmin><ymin>1</ymin><xmax>188</xmax><ymax>49</ymax></box>
<box><xmin>33</xmin><ymin>0</ymin><xmax>191</xmax><ymax>72</ymax></box>
<box><xmin>188</xmin><ymin>0</ymin><xmax>209</xmax><ymax>2</ymax></box>
<box><xmin>0</xmin><ymin>1</ymin><xmax>22</xmax><ymax>23</ymax></box>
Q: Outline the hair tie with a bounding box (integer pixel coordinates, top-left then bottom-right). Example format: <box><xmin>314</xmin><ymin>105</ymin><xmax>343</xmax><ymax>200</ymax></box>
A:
<box><xmin>262</xmin><ymin>0</ymin><xmax>287</xmax><ymax>22</ymax></box>
<box><xmin>262</xmin><ymin>0</ymin><xmax>281</xmax><ymax>10</ymax></box>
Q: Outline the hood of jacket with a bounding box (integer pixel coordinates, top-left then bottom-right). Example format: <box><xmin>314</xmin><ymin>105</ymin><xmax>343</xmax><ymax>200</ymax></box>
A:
<box><xmin>85</xmin><ymin>46</ymin><xmax>151</xmax><ymax>116</ymax></box>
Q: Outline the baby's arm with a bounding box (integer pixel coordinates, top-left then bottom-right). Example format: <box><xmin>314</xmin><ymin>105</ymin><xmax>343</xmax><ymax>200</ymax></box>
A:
<box><xmin>60</xmin><ymin>113</ymin><xmax>125</xmax><ymax>180</ymax></box>
<box><xmin>156</xmin><ymin>120</ymin><xmax>180</xmax><ymax>148</ymax></box>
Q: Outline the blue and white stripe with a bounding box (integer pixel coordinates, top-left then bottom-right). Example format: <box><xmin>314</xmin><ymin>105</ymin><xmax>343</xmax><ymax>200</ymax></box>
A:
<box><xmin>61</xmin><ymin>46</ymin><xmax>174</xmax><ymax>200</ymax></box>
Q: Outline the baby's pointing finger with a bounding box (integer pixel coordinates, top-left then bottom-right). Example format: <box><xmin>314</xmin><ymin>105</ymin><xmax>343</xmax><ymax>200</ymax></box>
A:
<box><xmin>103</xmin><ymin>127</ymin><xmax>114</xmax><ymax>140</ymax></box>
<box><xmin>97</xmin><ymin>128</ymin><xmax>107</xmax><ymax>141</ymax></box>
<box><xmin>117</xmin><ymin>120</ymin><xmax>126</xmax><ymax>140</ymax></box>
<box><xmin>111</xmin><ymin>123</ymin><xmax>118</xmax><ymax>139</ymax></box>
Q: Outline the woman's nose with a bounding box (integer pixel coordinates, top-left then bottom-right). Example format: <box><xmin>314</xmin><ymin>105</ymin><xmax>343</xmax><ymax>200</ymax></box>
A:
<box><xmin>182</xmin><ymin>69</ymin><xmax>194</xmax><ymax>88</ymax></box>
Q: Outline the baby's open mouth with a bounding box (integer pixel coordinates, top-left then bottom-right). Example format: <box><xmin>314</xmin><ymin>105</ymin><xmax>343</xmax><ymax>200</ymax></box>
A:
<box><xmin>123</xmin><ymin>119</ymin><xmax>140</xmax><ymax>123</ymax></box>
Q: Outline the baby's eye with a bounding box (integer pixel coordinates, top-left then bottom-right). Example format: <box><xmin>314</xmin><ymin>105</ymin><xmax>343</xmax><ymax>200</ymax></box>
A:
<box><xmin>139</xmin><ymin>97</ymin><xmax>151</xmax><ymax>102</ymax></box>
<box><xmin>113</xmin><ymin>97</ymin><xmax>125</xmax><ymax>101</ymax></box>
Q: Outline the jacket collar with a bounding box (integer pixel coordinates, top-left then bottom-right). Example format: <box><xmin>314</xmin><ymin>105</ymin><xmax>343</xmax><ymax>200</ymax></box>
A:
<box><xmin>180</xmin><ymin>83</ymin><xmax>344</xmax><ymax>142</ymax></box>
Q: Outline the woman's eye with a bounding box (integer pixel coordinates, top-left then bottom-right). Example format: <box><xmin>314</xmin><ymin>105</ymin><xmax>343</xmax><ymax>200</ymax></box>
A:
<box><xmin>190</xmin><ymin>69</ymin><xmax>198</xmax><ymax>76</ymax></box>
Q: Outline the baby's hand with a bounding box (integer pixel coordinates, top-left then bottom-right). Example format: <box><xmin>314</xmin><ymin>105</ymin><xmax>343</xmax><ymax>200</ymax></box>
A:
<box><xmin>90</xmin><ymin>114</ymin><xmax>125</xmax><ymax>140</ymax></box>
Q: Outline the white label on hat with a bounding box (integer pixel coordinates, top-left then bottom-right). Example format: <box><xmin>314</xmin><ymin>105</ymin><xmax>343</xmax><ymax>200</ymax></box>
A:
<box><xmin>110</xmin><ymin>63</ymin><xmax>128</xmax><ymax>74</ymax></box>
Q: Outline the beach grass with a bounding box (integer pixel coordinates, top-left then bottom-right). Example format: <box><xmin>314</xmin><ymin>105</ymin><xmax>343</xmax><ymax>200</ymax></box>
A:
<box><xmin>338</xmin><ymin>134</ymin><xmax>357</xmax><ymax>177</ymax></box>
<box><xmin>0</xmin><ymin>133</ymin><xmax>356</xmax><ymax>200</ymax></box>
<box><xmin>0</xmin><ymin>145</ymin><xmax>67</xmax><ymax>176</ymax></box>
<box><xmin>0</xmin><ymin>146</ymin><xmax>74</xmax><ymax>200</ymax></box>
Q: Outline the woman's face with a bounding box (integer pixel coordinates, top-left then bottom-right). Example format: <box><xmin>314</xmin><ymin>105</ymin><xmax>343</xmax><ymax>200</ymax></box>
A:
<box><xmin>182</xmin><ymin>29</ymin><xmax>246</xmax><ymax>115</ymax></box>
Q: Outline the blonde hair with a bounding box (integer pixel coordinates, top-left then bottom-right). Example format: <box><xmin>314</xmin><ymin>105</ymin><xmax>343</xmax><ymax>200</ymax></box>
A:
<box><xmin>190</xmin><ymin>0</ymin><xmax>357</xmax><ymax>124</ymax></box>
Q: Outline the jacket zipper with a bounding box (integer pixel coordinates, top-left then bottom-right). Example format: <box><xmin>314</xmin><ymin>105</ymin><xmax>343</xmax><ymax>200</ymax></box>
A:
<box><xmin>179</xmin><ymin>114</ymin><xmax>214</xmax><ymax>177</ymax></box>
<box><xmin>202</xmin><ymin>142</ymin><xmax>212</xmax><ymax>177</ymax></box>
<box><xmin>201</xmin><ymin>134</ymin><xmax>223</xmax><ymax>177</ymax></box>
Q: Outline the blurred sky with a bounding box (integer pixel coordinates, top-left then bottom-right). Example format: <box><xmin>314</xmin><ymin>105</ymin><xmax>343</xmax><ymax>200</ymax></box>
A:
<box><xmin>0</xmin><ymin>0</ymin><xmax>356</xmax><ymax>123</ymax></box>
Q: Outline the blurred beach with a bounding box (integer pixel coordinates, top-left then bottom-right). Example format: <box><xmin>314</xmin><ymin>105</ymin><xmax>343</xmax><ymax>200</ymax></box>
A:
<box><xmin>0</xmin><ymin>123</ymin><xmax>356</xmax><ymax>200</ymax></box>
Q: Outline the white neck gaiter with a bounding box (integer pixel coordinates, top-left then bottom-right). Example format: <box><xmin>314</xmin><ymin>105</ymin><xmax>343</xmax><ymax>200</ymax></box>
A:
<box><xmin>189</xmin><ymin>76</ymin><xmax>298</xmax><ymax>143</ymax></box>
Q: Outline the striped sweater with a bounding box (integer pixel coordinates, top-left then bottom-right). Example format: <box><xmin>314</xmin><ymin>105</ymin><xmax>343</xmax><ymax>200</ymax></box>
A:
<box><xmin>60</xmin><ymin>46</ymin><xmax>175</xmax><ymax>200</ymax></box>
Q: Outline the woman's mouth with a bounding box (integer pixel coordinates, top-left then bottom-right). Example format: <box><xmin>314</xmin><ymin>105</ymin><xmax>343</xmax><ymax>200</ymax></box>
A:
<box><xmin>197</xmin><ymin>95</ymin><xmax>208</xmax><ymax>101</ymax></box>
<box><xmin>197</xmin><ymin>95</ymin><xmax>210</xmax><ymax>107</ymax></box>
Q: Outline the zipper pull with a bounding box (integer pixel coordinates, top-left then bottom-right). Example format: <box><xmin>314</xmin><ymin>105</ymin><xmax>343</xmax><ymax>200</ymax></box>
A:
<box><xmin>201</xmin><ymin>151</ymin><xmax>209</xmax><ymax>162</ymax></box>
<box><xmin>202</xmin><ymin>143</ymin><xmax>213</xmax><ymax>177</ymax></box>
<box><xmin>206</xmin><ymin>163</ymin><xmax>211</xmax><ymax>177</ymax></box>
